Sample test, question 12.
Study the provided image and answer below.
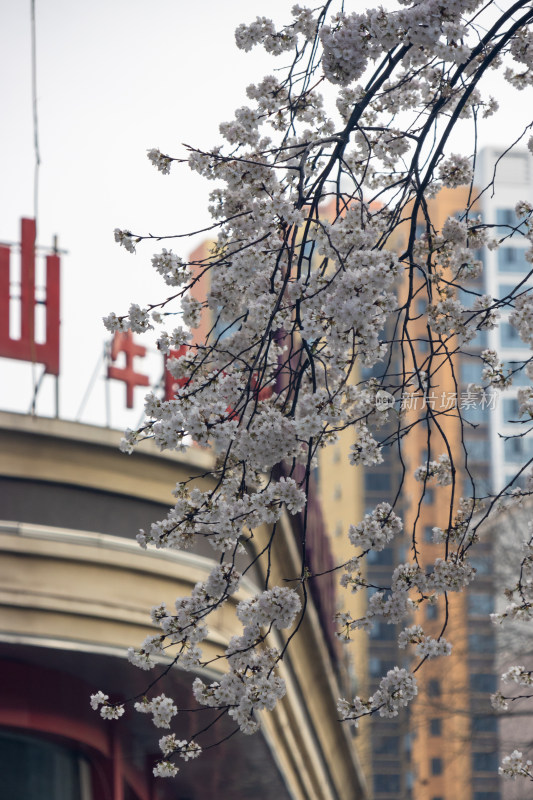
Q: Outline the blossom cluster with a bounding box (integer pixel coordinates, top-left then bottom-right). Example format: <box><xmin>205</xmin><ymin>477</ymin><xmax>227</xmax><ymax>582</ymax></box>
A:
<box><xmin>414</xmin><ymin>454</ymin><xmax>453</xmax><ymax>486</ymax></box>
<box><xmin>98</xmin><ymin>0</ymin><xmax>533</xmax><ymax>780</ymax></box>
<box><xmin>398</xmin><ymin>625</ymin><xmax>452</xmax><ymax>658</ymax></box>
<box><xmin>147</xmin><ymin>148</ymin><xmax>172</xmax><ymax>175</ymax></box>
<box><xmin>481</xmin><ymin>348</ymin><xmax>511</xmax><ymax>389</ymax></box>
<box><xmin>127</xmin><ymin>564</ymin><xmax>243</xmax><ymax>673</ymax></box>
<box><xmin>492</xmin><ymin>526</ymin><xmax>533</xmax><ymax>627</ymax></box>
<box><xmin>348</xmin><ymin>503</ymin><xmax>403</xmax><ymax>552</ymax></box>
<box><xmin>136</xmin><ymin>476</ymin><xmax>305</xmax><ymax>555</ymax></box>
<box><xmin>192</xmin><ymin>587</ymin><xmax>301</xmax><ymax>735</ymax></box>
<box><xmin>134</xmin><ymin>694</ymin><xmax>178</xmax><ymax>729</ymax></box>
<box><xmin>510</xmin><ymin>293</ymin><xmax>533</xmax><ymax>349</ymax></box>
<box><xmin>499</xmin><ymin>750</ymin><xmax>533</xmax><ymax>780</ymax></box>
<box><xmin>338</xmin><ymin>667</ymin><xmax>418</xmax><ymax>724</ymax></box>
<box><xmin>151</xmin><ymin>250</ymin><xmax>190</xmax><ymax>287</ymax></box>
<box><xmin>90</xmin><ymin>692</ymin><xmax>125</xmax><ymax>721</ymax></box>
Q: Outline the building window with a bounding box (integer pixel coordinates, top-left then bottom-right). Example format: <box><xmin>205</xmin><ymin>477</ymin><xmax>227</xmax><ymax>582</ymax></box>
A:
<box><xmin>472</xmin><ymin>474</ymin><xmax>491</xmax><ymax>494</ymax></box>
<box><xmin>502</xmin><ymin>397</ymin><xmax>520</xmax><ymax>421</ymax></box>
<box><xmin>212</xmin><ymin>311</ymin><xmax>239</xmax><ymax>341</ymax></box>
<box><xmin>367</xmin><ymin>548</ymin><xmax>394</xmax><ymax>566</ymax></box>
<box><xmin>426</xmin><ymin>603</ymin><xmax>439</xmax><ymax>621</ymax></box>
<box><xmin>430</xmin><ymin>718</ymin><xmax>442</xmax><ymax>736</ymax></box>
<box><xmin>472</xmin><ymin>752</ymin><xmax>499</xmax><ymax>772</ymax></box>
<box><xmin>302</xmin><ymin>239</ymin><xmax>315</xmax><ymax>259</ymax></box>
<box><xmin>422</xmin><ymin>487</ymin><xmax>434</xmax><ymax>505</ymax></box>
<box><xmin>365</xmin><ymin>472</ymin><xmax>391</xmax><ymax>492</ymax></box>
<box><xmin>499</xmin><ymin>282</ymin><xmax>519</xmax><ymax>299</ymax></box>
<box><xmin>461</xmin><ymin>361</ymin><xmax>483</xmax><ymax>385</ymax></box>
<box><xmin>462</xmin><ymin>402</ymin><xmax>488</xmax><ymax>425</ymax></box>
<box><xmin>468</xmin><ymin>634</ymin><xmax>494</xmax><ymax>653</ymax></box>
<box><xmin>509</xmin><ymin>470</ymin><xmax>528</xmax><ymax>488</ymax></box>
<box><xmin>497</xmin><ymin>246</ymin><xmax>530</xmax><ymax>273</ymax></box>
<box><xmin>0</xmin><ymin>730</ymin><xmax>90</xmax><ymax>800</ymax></box>
<box><xmin>504</xmin><ymin>435</ymin><xmax>533</xmax><ymax>463</ymax></box>
<box><xmin>464</xmin><ymin>436</ymin><xmax>490</xmax><ymax>461</ymax></box>
<box><xmin>474</xmin><ymin>328</ymin><xmax>488</xmax><ymax>347</ymax></box>
<box><xmin>470</xmin><ymin>674</ymin><xmax>498</xmax><ymax>693</ymax></box>
<box><xmin>428</xmin><ymin>679</ymin><xmax>441</xmax><ymax>697</ymax></box>
<box><xmin>496</xmin><ymin>207</ymin><xmax>527</xmax><ymax>235</ymax></box>
<box><xmin>416</xmin><ymin>298</ymin><xmax>427</xmax><ymax>316</ymax></box>
<box><xmin>504</xmin><ymin>362</ymin><xmax>529</xmax><ymax>385</ymax></box>
<box><xmin>472</xmin><ymin>715</ymin><xmax>498</xmax><ymax>733</ymax></box>
<box><xmin>459</xmin><ymin>287</ymin><xmax>475</xmax><ymax>306</ymax></box>
<box><xmin>474</xmin><ymin>793</ymin><xmax>500</xmax><ymax>800</ymax></box>
<box><xmin>500</xmin><ymin>322</ymin><xmax>529</xmax><ymax>349</ymax></box>
<box><xmin>369</xmin><ymin>658</ymin><xmax>396</xmax><ymax>677</ymax></box>
<box><xmin>374</xmin><ymin>774</ymin><xmax>401</xmax><ymax>793</ymax></box>
<box><xmin>431</xmin><ymin>757</ymin><xmax>443</xmax><ymax>775</ymax></box>
<box><xmin>470</xmin><ymin>556</ymin><xmax>490</xmax><ymax>575</ymax></box>
<box><xmin>372</xmin><ymin>735</ymin><xmax>400</xmax><ymax>755</ymax></box>
<box><xmin>369</xmin><ymin>620</ymin><xmax>396</xmax><ymax>641</ymax></box>
<box><xmin>468</xmin><ymin>593</ymin><xmax>495</xmax><ymax>615</ymax></box>
<box><xmin>424</xmin><ymin>525</ymin><xmax>434</xmax><ymax>543</ymax></box>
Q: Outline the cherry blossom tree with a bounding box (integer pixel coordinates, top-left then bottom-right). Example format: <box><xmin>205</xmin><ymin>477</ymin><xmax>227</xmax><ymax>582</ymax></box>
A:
<box><xmin>97</xmin><ymin>0</ymin><xmax>533</xmax><ymax>782</ymax></box>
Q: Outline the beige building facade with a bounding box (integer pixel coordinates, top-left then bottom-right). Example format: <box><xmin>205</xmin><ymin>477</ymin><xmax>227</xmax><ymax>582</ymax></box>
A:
<box><xmin>0</xmin><ymin>411</ymin><xmax>366</xmax><ymax>800</ymax></box>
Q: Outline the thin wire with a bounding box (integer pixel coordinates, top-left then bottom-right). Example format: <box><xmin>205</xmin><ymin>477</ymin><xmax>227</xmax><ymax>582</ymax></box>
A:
<box><xmin>30</xmin><ymin>0</ymin><xmax>40</xmax><ymax>408</ymax></box>
<box><xmin>76</xmin><ymin>345</ymin><xmax>108</xmax><ymax>421</ymax></box>
<box><xmin>31</xmin><ymin>0</ymin><xmax>40</xmax><ymax>230</ymax></box>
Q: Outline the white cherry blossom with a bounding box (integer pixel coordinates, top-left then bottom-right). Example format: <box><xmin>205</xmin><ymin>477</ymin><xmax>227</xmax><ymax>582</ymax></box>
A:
<box><xmin>93</xmin><ymin>0</ymin><xmax>533</xmax><ymax>781</ymax></box>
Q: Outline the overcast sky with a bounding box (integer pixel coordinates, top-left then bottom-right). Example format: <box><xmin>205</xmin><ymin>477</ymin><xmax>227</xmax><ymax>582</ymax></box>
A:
<box><xmin>0</xmin><ymin>1</ymin><xmax>530</xmax><ymax>429</ymax></box>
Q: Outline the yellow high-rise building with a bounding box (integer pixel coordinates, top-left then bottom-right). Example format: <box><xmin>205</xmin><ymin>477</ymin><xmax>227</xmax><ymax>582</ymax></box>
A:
<box><xmin>317</xmin><ymin>185</ymin><xmax>501</xmax><ymax>800</ymax></box>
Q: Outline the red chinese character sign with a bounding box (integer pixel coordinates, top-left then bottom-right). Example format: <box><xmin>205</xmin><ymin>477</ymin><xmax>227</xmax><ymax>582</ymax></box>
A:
<box><xmin>107</xmin><ymin>331</ymin><xmax>150</xmax><ymax>409</ymax></box>
<box><xmin>107</xmin><ymin>335</ymin><xmax>272</xmax><ymax>413</ymax></box>
<box><xmin>0</xmin><ymin>218</ymin><xmax>60</xmax><ymax>375</ymax></box>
